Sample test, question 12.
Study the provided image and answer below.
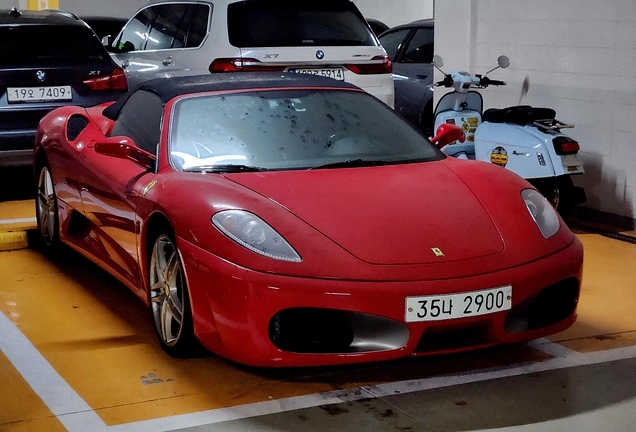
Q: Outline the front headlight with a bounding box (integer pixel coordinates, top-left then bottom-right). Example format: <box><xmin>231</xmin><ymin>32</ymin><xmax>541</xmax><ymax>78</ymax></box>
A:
<box><xmin>212</xmin><ymin>210</ymin><xmax>302</xmax><ymax>262</ymax></box>
<box><xmin>522</xmin><ymin>189</ymin><xmax>560</xmax><ymax>238</ymax></box>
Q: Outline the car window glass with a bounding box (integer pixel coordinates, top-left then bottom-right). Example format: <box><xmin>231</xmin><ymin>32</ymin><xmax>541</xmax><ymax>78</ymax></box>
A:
<box><xmin>402</xmin><ymin>28</ymin><xmax>434</xmax><ymax>64</ymax></box>
<box><xmin>228</xmin><ymin>0</ymin><xmax>375</xmax><ymax>47</ymax></box>
<box><xmin>378</xmin><ymin>29</ymin><xmax>411</xmax><ymax>61</ymax></box>
<box><xmin>0</xmin><ymin>26</ymin><xmax>106</xmax><ymax>66</ymax></box>
<box><xmin>169</xmin><ymin>90</ymin><xmax>440</xmax><ymax>172</ymax></box>
<box><xmin>186</xmin><ymin>4</ymin><xmax>211</xmax><ymax>48</ymax></box>
<box><xmin>146</xmin><ymin>4</ymin><xmax>190</xmax><ymax>50</ymax></box>
<box><xmin>116</xmin><ymin>7</ymin><xmax>157</xmax><ymax>51</ymax></box>
<box><xmin>110</xmin><ymin>90</ymin><xmax>163</xmax><ymax>154</ymax></box>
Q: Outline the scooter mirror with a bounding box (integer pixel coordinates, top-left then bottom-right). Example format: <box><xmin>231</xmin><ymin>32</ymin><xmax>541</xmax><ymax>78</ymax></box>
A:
<box><xmin>430</xmin><ymin>124</ymin><xmax>466</xmax><ymax>150</ymax></box>
<box><xmin>498</xmin><ymin>55</ymin><xmax>510</xmax><ymax>69</ymax></box>
<box><xmin>432</xmin><ymin>55</ymin><xmax>444</xmax><ymax>68</ymax></box>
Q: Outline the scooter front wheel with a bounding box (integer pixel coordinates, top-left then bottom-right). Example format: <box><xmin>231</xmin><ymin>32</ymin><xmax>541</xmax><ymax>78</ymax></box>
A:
<box><xmin>529</xmin><ymin>176</ymin><xmax>574</xmax><ymax>220</ymax></box>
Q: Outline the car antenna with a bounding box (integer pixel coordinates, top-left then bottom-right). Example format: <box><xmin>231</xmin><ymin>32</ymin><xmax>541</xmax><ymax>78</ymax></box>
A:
<box><xmin>10</xmin><ymin>7</ymin><xmax>22</xmax><ymax>18</ymax></box>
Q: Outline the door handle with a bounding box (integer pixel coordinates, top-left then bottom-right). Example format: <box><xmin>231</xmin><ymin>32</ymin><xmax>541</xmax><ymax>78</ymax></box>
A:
<box><xmin>416</xmin><ymin>74</ymin><xmax>429</xmax><ymax>79</ymax></box>
<box><xmin>162</xmin><ymin>56</ymin><xmax>173</xmax><ymax>66</ymax></box>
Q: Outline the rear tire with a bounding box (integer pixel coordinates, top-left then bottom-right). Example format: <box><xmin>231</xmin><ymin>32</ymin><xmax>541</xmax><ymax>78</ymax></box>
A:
<box><xmin>35</xmin><ymin>163</ymin><xmax>60</xmax><ymax>250</ymax></box>
<box><xmin>530</xmin><ymin>176</ymin><xmax>574</xmax><ymax>220</ymax></box>
<box><xmin>148</xmin><ymin>227</ymin><xmax>198</xmax><ymax>357</ymax></box>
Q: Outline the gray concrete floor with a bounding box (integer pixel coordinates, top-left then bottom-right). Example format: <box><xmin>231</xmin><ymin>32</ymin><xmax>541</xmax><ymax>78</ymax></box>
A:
<box><xmin>178</xmin><ymin>356</ymin><xmax>636</xmax><ymax>432</ymax></box>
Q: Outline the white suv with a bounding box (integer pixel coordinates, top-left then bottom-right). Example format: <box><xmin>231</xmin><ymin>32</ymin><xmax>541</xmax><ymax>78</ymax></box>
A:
<box><xmin>106</xmin><ymin>0</ymin><xmax>394</xmax><ymax>106</ymax></box>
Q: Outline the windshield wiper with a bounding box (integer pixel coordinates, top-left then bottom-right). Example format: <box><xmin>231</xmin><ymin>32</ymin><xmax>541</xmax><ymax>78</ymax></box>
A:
<box><xmin>310</xmin><ymin>159</ymin><xmax>392</xmax><ymax>170</ymax></box>
<box><xmin>183</xmin><ymin>164</ymin><xmax>268</xmax><ymax>173</ymax></box>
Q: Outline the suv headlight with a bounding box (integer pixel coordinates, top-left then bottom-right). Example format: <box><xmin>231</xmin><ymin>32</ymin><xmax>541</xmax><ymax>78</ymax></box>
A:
<box><xmin>212</xmin><ymin>210</ymin><xmax>302</xmax><ymax>262</ymax></box>
<box><xmin>522</xmin><ymin>189</ymin><xmax>560</xmax><ymax>238</ymax></box>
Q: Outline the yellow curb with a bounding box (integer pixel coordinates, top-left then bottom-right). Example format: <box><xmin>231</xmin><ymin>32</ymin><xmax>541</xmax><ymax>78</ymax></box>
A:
<box><xmin>0</xmin><ymin>231</ymin><xmax>29</xmax><ymax>251</ymax></box>
<box><xmin>1</xmin><ymin>220</ymin><xmax>38</xmax><ymax>232</ymax></box>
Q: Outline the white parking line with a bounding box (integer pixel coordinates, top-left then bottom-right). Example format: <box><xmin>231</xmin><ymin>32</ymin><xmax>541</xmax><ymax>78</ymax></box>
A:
<box><xmin>3</xmin><ymin>308</ymin><xmax>636</xmax><ymax>432</ymax></box>
<box><xmin>0</xmin><ymin>217</ymin><xmax>37</xmax><ymax>225</ymax></box>
<box><xmin>0</xmin><ymin>311</ymin><xmax>108</xmax><ymax>431</ymax></box>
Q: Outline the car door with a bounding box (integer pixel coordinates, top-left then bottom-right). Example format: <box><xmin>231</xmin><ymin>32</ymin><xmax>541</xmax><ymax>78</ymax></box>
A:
<box><xmin>380</xmin><ymin>26</ymin><xmax>435</xmax><ymax>133</ymax></box>
<box><xmin>110</xmin><ymin>3</ymin><xmax>211</xmax><ymax>87</ymax></box>
<box><xmin>79</xmin><ymin>90</ymin><xmax>163</xmax><ymax>289</ymax></box>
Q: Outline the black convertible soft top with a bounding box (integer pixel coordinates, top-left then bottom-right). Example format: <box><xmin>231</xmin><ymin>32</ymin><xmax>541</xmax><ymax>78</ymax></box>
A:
<box><xmin>103</xmin><ymin>73</ymin><xmax>361</xmax><ymax>120</ymax></box>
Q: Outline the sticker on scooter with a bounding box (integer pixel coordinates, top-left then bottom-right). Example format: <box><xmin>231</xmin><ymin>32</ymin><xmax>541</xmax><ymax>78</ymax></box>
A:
<box><xmin>445</xmin><ymin>119</ymin><xmax>458</xmax><ymax>145</ymax></box>
<box><xmin>490</xmin><ymin>147</ymin><xmax>508</xmax><ymax>167</ymax></box>
<box><xmin>461</xmin><ymin>118</ymin><xmax>479</xmax><ymax>142</ymax></box>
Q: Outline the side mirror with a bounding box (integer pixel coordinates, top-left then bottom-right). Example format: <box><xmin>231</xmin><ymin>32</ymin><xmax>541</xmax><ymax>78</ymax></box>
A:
<box><xmin>94</xmin><ymin>137</ymin><xmax>156</xmax><ymax>171</ymax></box>
<box><xmin>101</xmin><ymin>35</ymin><xmax>113</xmax><ymax>49</ymax></box>
<box><xmin>497</xmin><ymin>55</ymin><xmax>510</xmax><ymax>69</ymax></box>
<box><xmin>432</xmin><ymin>55</ymin><xmax>444</xmax><ymax>69</ymax></box>
<box><xmin>430</xmin><ymin>124</ymin><xmax>466</xmax><ymax>149</ymax></box>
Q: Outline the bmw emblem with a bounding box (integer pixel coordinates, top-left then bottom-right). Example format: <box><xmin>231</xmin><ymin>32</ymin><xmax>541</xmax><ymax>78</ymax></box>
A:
<box><xmin>35</xmin><ymin>70</ymin><xmax>46</xmax><ymax>82</ymax></box>
<box><xmin>316</xmin><ymin>50</ymin><xmax>325</xmax><ymax>60</ymax></box>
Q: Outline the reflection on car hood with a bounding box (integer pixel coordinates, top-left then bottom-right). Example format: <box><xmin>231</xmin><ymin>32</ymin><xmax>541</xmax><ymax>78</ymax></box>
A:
<box><xmin>225</xmin><ymin>161</ymin><xmax>504</xmax><ymax>265</ymax></box>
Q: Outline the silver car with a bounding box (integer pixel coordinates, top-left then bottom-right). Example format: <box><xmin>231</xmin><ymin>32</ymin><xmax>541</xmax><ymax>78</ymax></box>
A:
<box><xmin>379</xmin><ymin>20</ymin><xmax>434</xmax><ymax>135</ymax></box>
<box><xmin>106</xmin><ymin>0</ymin><xmax>394</xmax><ymax>107</ymax></box>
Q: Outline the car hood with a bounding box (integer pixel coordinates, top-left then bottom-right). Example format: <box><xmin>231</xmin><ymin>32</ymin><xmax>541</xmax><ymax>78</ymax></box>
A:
<box><xmin>225</xmin><ymin>161</ymin><xmax>504</xmax><ymax>265</ymax></box>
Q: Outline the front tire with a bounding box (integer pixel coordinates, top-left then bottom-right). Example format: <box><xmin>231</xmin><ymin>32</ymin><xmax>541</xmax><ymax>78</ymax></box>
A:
<box><xmin>35</xmin><ymin>163</ymin><xmax>60</xmax><ymax>250</ymax></box>
<box><xmin>149</xmin><ymin>228</ymin><xmax>198</xmax><ymax>357</ymax></box>
<box><xmin>530</xmin><ymin>176</ymin><xmax>574</xmax><ymax>220</ymax></box>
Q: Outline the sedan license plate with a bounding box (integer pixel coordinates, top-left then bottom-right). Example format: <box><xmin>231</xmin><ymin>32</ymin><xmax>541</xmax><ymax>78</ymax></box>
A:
<box><xmin>7</xmin><ymin>86</ymin><xmax>73</xmax><ymax>103</ymax></box>
<box><xmin>287</xmin><ymin>67</ymin><xmax>344</xmax><ymax>81</ymax></box>
<box><xmin>405</xmin><ymin>286</ymin><xmax>512</xmax><ymax>322</ymax></box>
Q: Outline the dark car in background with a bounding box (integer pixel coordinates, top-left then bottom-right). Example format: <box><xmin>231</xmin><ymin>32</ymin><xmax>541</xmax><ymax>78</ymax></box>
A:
<box><xmin>81</xmin><ymin>16</ymin><xmax>127</xmax><ymax>40</ymax></box>
<box><xmin>379</xmin><ymin>20</ymin><xmax>435</xmax><ymax>136</ymax></box>
<box><xmin>366</xmin><ymin>18</ymin><xmax>389</xmax><ymax>36</ymax></box>
<box><xmin>0</xmin><ymin>8</ymin><xmax>128</xmax><ymax>167</ymax></box>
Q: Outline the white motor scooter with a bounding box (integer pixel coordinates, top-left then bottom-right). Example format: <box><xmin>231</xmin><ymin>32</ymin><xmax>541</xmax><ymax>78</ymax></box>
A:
<box><xmin>431</xmin><ymin>55</ymin><xmax>586</xmax><ymax>218</ymax></box>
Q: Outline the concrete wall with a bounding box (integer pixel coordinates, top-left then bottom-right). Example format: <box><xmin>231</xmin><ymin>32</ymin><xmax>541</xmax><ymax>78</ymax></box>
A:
<box><xmin>353</xmin><ymin>0</ymin><xmax>433</xmax><ymax>27</ymax></box>
<box><xmin>1</xmin><ymin>0</ymin><xmax>144</xmax><ymax>16</ymax></box>
<box><xmin>435</xmin><ymin>0</ymin><xmax>636</xmax><ymax>222</ymax></box>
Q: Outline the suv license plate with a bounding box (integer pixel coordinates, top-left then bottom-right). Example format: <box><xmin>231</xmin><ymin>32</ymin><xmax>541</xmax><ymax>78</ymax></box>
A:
<box><xmin>405</xmin><ymin>286</ymin><xmax>512</xmax><ymax>323</ymax></box>
<box><xmin>7</xmin><ymin>86</ymin><xmax>73</xmax><ymax>103</ymax></box>
<box><xmin>287</xmin><ymin>67</ymin><xmax>344</xmax><ymax>81</ymax></box>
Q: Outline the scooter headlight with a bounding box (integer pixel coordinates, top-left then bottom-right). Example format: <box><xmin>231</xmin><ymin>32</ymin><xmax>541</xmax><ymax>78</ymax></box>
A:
<box><xmin>212</xmin><ymin>210</ymin><xmax>302</xmax><ymax>262</ymax></box>
<box><xmin>522</xmin><ymin>189</ymin><xmax>560</xmax><ymax>238</ymax></box>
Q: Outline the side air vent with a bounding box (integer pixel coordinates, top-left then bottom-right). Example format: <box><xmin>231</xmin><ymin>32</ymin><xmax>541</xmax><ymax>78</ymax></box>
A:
<box><xmin>66</xmin><ymin>115</ymin><xmax>89</xmax><ymax>141</ymax></box>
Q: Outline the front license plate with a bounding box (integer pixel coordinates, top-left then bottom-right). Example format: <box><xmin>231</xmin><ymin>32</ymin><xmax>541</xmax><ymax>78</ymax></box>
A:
<box><xmin>287</xmin><ymin>67</ymin><xmax>345</xmax><ymax>81</ymax></box>
<box><xmin>7</xmin><ymin>86</ymin><xmax>73</xmax><ymax>103</ymax></box>
<box><xmin>405</xmin><ymin>286</ymin><xmax>512</xmax><ymax>323</ymax></box>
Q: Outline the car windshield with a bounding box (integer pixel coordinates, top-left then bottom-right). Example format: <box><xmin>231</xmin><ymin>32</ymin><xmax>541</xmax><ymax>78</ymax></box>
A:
<box><xmin>0</xmin><ymin>26</ymin><xmax>106</xmax><ymax>67</ymax></box>
<box><xmin>227</xmin><ymin>0</ymin><xmax>376</xmax><ymax>47</ymax></box>
<box><xmin>169</xmin><ymin>89</ymin><xmax>442</xmax><ymax>172</ymax></box>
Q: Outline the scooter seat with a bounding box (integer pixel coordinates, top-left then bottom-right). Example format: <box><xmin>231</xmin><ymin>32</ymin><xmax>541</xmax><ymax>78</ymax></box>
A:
<box><xmin>482</xmin><ymin>105</ymin><xmax>556</xmax><ymax>125</ymax></box>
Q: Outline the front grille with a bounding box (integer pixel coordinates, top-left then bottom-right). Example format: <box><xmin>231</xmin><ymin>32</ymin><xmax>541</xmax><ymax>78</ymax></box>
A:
<box><xmin>414</xmin><ymin>323</ymin><xmax>491</xmax><ymax>353</ymax></box>
<box><xmin>504</xmin><ymin>277</ymin><xmax>580</xmax><ymax>334</ymax></box>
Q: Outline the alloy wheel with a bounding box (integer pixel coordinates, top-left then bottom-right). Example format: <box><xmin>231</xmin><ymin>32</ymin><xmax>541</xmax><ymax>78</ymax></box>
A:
<box><xmin>150</xmin><ymin>234</ymin><xmax>186</xmax><ymax>347</ymax></box>
<box><xmin>36</xmin><ymin>166</ymin><xmax>57</xmax><ymax>247</ymax></box>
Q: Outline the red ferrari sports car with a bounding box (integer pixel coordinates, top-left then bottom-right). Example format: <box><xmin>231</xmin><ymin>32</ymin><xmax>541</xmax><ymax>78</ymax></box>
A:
<box><xmin>34</xmin><ymin>73</ymin><xmax>583</xmax><ymax>367</ymax></box>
